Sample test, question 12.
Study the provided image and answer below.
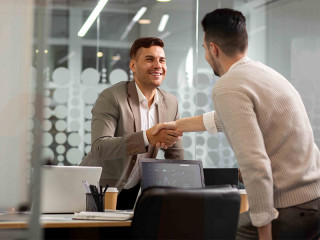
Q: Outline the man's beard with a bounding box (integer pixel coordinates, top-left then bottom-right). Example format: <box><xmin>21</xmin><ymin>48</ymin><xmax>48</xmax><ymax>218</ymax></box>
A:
<box><xmin>209</xmin><ymin>54</ymin><xmax>221</xmax><ymax>77</ymax></box>
<box><xmin>213</xmin><ymin>69</ymin><xmax>220</xmax><ymax>77</ymax></box>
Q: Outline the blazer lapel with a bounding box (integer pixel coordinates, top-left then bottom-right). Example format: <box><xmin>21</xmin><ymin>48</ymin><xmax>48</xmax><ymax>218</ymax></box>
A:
<box><xmin>151</xmin><ymin>90</ymin><xmax>166</xmax><ymax>158</ymax></box>
<box><xmin>157</xmin><ymin>90</ymin><xmax>166</xmax><ymax>124</ymax></box>
<box><xmin>127</xmin><ymin>80</ymin><xmax>141</xmax><ymax>132</ymax></box>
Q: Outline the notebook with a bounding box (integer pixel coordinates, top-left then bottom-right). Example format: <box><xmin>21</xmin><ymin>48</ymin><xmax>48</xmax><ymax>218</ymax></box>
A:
<box><xmin>73</xmin><ymin>210</ymin><xmax>133</xmax><ymax>221</ymax></box>
<box><xmin>203</xmin><ymin>168</ymin><xmax>238</xmax><ymax>187</ymax></box>
<box><xmin>40</xmin><ymin>165</ymin><xmax>102</xmax><ymax>213</ymax></box>
<box><xmin>139</xmin><ymin>158</ymin><xmax>205</xmax><ymax>191</ymax></box>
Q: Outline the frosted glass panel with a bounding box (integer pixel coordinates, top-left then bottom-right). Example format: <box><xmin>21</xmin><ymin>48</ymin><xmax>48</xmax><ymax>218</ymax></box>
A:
<box><xmin>0</xmin><ymin>0</ymin><xmax>33</xmax><ymax>209</ymax></box>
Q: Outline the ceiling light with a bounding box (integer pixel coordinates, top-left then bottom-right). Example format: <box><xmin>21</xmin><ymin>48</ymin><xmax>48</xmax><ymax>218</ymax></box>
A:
<box><xmin>120</xmin><ymin>7</ymin><xmax>147</xmax><ymax>40</ymax></box>
<box><xmin>132</xmin><ymin>7</ymin><xmax>147</xmax><ymax>22</ymax></box>
<box><xmin>57</xmin><ymin>51</ymin><xmax>76</xmax><ymax>65</ymax></box>
<box><xmin>97</xmin><ymin>52</ymin><xmax>103</xmax><ymax>57</ymax></box>
<box><xmin>157</xmin><ymin>0</ymin><xmax>171</xmax><ymax>2</ymax></box>
<box><xmin>78</xmin><ymin>0</ymin><xmax>109</xmax><ymax>37</ymax></box>
<box><xmin>158</xmin><ymin>14</ymin><xmax>169</xmax><ymax>32</ymax></box>
<box><xmin>158</xmin><ymin>31</ymin><xmax>171</xmax><ymax>39</ymax></box>
<box><xmin>139</xmin><ymin>19</ymin><xmax>151</xmax><ymax>24</ymax></box>
<box><xmin>112</xmin><ymin>55</ymin><xmax>121</xmax><ymax>61</ymax></box>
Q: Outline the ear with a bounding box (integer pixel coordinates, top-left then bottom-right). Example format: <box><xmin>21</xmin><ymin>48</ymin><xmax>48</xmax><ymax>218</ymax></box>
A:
<box><xmin>209</xmin><ymin>42</ymin><xmax>219</xmax><ymax>58</ymax></box>
<box><xmin>129</xmin><ymin>59</ymin><xmax>136</xmax><ymax>73</ymax></box>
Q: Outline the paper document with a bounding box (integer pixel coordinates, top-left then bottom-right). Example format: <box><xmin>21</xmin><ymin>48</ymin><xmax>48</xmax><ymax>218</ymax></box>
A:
<box><xmin>73</xmin><ymin>210</ymin><xmax>133</xmax><ymax>221</ymax></box>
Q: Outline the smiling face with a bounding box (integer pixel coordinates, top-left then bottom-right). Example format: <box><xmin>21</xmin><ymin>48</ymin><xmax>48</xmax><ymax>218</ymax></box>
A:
<box><xmin>130</xmin><ymin>46</ymin><xmax>167</xmax><ymax>91</ymax></box>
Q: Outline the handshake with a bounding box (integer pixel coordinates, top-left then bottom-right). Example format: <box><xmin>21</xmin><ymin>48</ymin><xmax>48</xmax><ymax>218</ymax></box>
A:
<box><xmin>146</xmin><ymin>121</ymin><xmax>180</xmax><ymax>149</ymax></box>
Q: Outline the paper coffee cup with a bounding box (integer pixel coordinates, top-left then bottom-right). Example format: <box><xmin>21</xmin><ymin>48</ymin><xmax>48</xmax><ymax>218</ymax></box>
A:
<box><xmin>104</xmin><ymin>187</ymin><xmax>118</xmax><ymax>210</ymax></box>
<box><xmin>239</xmin><ymin>189</ymin><xmax>249</xmax><ymax>213</ymax></box>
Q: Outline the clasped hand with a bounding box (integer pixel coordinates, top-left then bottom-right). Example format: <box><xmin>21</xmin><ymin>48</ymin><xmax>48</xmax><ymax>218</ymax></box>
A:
<box><xmin>146</xmin><ymin>122</ymin><xmax>180</xmax><ymax>149</ymax></box>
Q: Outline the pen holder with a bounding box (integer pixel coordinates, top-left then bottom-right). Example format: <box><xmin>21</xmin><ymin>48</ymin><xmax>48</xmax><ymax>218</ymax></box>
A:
<box><xmin>86</xmin><ymin>193</ymin><xmax>105</xmax><ymax>212</ymax></box>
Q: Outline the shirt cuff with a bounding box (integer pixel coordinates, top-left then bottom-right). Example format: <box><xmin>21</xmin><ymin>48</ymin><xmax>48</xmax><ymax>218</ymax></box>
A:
<box><xmin>143</xmin><ymin>130</ymin><xmax>149</xmax><ymax>146</ymax></box>
<box><xmin>249</xmin><ymin>208</ymin><xmax>279</xmax><ymax>227</ymax></box>
<box><xmin>203</xmin><ymin>111</ymin><xmax>218</xmax><ymax>135</ymax></box>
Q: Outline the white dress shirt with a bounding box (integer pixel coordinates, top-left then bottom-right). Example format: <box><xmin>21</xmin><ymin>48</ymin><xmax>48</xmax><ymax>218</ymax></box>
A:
<box><xmin>124</xmin><ymin>83</ymin><xmax>159</xmax><ymax>189</ymax></box>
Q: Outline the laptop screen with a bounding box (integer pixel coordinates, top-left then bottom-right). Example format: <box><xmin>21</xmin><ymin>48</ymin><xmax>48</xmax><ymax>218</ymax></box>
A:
<box><xmin>139</xmin><ymin>158</ymin><xmax>205</xmax><ymax>191</ymax></box>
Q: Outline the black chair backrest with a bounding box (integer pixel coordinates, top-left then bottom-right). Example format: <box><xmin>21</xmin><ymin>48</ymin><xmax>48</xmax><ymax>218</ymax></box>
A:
<box><xmin>132</xmin><ymin>185</ymin><xmax>240</xmax><ymax>239</ymax></box>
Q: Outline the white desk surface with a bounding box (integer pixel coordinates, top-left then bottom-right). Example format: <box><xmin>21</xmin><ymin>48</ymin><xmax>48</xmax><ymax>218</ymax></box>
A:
<box><xmin>0</xmin><ymin>214</ymin><xmax>131</xmax><ymax>229</ymax></box>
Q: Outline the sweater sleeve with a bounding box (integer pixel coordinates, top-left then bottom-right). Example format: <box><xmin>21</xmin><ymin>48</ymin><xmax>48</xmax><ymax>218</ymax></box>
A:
<box><xmin>203</xmin><ymin>111</ymin><xmax>224</xmax><ymax>134</ymax></box>
<box><xmin>213</xmin><ymin>90</ymin><xmax>278</xmax><ymax>227</ymax></box>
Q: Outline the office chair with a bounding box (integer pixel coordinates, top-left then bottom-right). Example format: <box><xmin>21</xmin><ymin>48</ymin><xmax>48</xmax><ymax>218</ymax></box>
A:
<box><xmin>132</xmin><ymin>186</ymin><xmax>240</xmax><ymax>240</ymax></box>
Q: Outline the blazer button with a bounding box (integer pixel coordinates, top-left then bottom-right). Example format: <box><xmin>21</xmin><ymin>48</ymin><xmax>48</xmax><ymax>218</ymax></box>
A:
<box><xmin>132</xmin><ymin>159</ymin><xmax>136</xmax><ymax>165</ymax></box>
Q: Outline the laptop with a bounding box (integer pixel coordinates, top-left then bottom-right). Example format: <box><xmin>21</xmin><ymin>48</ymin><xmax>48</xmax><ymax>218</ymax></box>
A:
<box><xmin>139</xmin><ymin>158</ymin><xmax>205</xmax><ymax>191</ymax></box>
<box><xmin>40</xmin><ymin>165</ymin><xmax>102</xmax><ymax>213</ymax></box>
<box><xmin>203</xmin><ymin>168</ymin><xmax>238</xmax><ymax>187</ymax></box>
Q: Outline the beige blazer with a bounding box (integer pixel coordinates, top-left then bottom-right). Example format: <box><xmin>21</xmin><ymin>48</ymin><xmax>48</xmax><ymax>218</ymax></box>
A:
<box><xmin>80</xmin><ymin>80</ymin><xmax>184</xmax><ymax>191</ymax></box>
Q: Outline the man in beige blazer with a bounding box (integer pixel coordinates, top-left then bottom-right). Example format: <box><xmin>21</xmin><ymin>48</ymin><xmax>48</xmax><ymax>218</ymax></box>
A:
<box><xmin>80</xmin><ymin>37</ymin><xmax>184</xmax><ymax>209</ymax></box>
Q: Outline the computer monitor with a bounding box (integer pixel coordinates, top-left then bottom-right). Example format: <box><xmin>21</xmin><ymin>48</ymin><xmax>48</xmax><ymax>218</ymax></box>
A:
<box><xmin>203</xmin><ymin>168</ymin><xmax>238</xmax><ymax>187</ymax></box>
<box><xmin>139</xmin><ymin>158</ymin><xmax>205</xmax><ymax>191</ymax></box>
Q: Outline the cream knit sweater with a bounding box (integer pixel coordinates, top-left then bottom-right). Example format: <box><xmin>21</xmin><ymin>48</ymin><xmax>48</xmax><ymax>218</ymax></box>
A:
<box><xmin>210</xmin><ymin>57</ymin><xmax>320</xmax><ymax>227</ymax></box>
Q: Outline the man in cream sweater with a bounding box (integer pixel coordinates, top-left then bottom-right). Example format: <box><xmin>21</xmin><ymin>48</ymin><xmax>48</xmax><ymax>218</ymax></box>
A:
<box><xmin>153</xmin><ymin>8</ymin><xmax>320</xmax><ymax>239</ymax></box>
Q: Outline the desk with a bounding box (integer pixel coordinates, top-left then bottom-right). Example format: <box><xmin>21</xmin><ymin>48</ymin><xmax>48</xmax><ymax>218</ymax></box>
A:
<box><xmin>0</xmin><ymin>214</ymin><xmax>131</xmax><ymax>229</ymax></box>
<box><xmin>0</xmin><ymin>214</ymin><xmax>132</xmax><ymax>239</ymax></box>
<box><xmin>0</xmin><ymin>192</ymin><xmax>249</xmax><ymax>239</ymax></box>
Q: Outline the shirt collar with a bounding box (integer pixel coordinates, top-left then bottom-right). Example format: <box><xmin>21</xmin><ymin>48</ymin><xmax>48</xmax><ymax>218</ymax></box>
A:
<box><xmin>135</xmin><ymin>82</ymin><xmax>159</xmax><ymax>105</ymax></box>
<box><xmin>227</xmin><ymin>56</ymin><xmax>250</xmax><ymax>73</ymax></box>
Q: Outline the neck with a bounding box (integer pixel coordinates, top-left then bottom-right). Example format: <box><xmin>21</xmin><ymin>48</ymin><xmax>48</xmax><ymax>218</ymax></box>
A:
<box><xmin>221</xmin><ymin>52</ymin><xmax>247</xmax><ymax>75</ymax></box>
<box><xmin>135</xmin><ymin>81</ymin><xmax>156</xmax><ymax>107</ymax></box>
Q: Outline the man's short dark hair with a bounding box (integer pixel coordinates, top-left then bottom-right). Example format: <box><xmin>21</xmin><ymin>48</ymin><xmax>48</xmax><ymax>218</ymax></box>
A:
<box><xmin>129</xmin><ymin>37</ymin><xmax>164</xmax><ymax>59</ymax></box>
<box><xmin>201</xmin><ymin>8</ymin><xmax>248</xmax><ymax>57</ymax></box>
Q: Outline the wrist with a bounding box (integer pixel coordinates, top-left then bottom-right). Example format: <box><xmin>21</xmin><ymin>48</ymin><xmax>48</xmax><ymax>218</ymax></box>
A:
<box><xmin>257</xmin><ymin>223</ymin><xmax>272</xmax><ymax>240</ymax></box>
<box><xmin>172</xmin><ymin>120</ymin><xmax>180</xmax><ymax>131</ymax></box>
<box><xmin>142</xmin><ymin>130</ymin><xmax>149</xmax><ymax>146</ymax></box>
<box><xmin>146</xmin><ymin>129</ymin><xmax>154</xmax><ymax>145</ymax></box>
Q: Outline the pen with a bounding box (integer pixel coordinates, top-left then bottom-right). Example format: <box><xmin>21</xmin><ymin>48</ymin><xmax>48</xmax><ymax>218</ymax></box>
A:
<box><xmin>97</xmin><ymin>182</ymin><xmax>100</xmax><ymax>194</ymax></box>
<box><xmin>82</xmin><ymin>180</ymin><xmax>91</xmax><ymax>193</ymax></box>
<box><xmin>103</xmin><ymin>184</ymin><xmax>109</xmax><ymax>194</ymax></box>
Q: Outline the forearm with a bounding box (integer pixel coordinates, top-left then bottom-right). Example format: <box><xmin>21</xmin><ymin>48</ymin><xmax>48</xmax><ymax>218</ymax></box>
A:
<box><xmin>175</xmin><ymin>115</ymin><xmax>206</xmax><ymax>132</ymax></box>
<box><xmin>258</xmin><ymin>222</ymin><xmax>272</xmax><ymax>240</ymax></box>
<box><xmin>91</xmin><ymin>132</ymin><xmax>146</xmax><ymax>161</ymax></box>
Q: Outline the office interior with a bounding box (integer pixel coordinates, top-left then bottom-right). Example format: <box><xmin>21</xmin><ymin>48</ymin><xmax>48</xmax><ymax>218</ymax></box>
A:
<box><xmin>1</xmin><ymin>0</ymin><xmax>320</xmax><ymax>239</ymax></box>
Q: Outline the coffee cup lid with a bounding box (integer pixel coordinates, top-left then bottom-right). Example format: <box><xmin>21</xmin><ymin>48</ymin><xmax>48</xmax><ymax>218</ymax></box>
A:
<box><xmin>105</xmin><ymin>187</ymin><xmax>118</xmax><ymax>192</ymax></box>
<box><xmin>239</xmin><ymin>189</ymin><xmax>246</xmax><ymax>194</ymax></box>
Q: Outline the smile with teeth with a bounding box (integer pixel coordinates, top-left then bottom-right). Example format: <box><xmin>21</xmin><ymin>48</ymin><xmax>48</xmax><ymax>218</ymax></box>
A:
<box><xmin>151</xmin><ymin>73</ymin><xmax>162</xmax><ymax>76</ymax></box>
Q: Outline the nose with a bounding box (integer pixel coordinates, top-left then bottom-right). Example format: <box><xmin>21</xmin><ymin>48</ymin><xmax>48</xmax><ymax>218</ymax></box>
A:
<box><xmin>153</xmin><ymin>60</ymin><xmax>161</xmax><ymax>69</ymax></box>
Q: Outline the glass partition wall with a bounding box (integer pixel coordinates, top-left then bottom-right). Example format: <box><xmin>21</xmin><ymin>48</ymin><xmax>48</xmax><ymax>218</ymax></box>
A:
<box><xmin>198</xmin><ymin>0</ymin><xmax>320</xmax><ymax>167</ymax></box>
<box><xmin>39</xmin><ymin>0</ymin><xmax>320</xmax><ymax>169</ymax></box>
<box><xmin>39</xmin><ymin>0</ymin><xmax>198</xmax><ymax>166</ymax></box>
